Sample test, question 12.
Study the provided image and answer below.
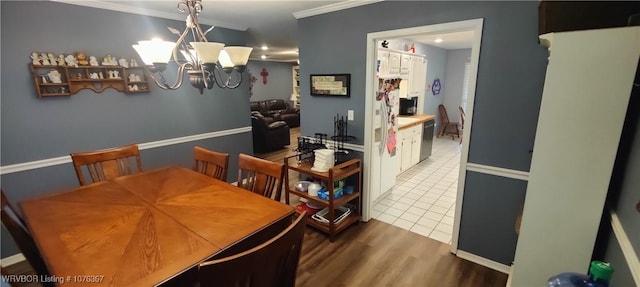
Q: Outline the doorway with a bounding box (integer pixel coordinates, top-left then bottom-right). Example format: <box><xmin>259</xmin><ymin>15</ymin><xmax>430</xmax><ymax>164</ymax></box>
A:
<box><xmin>363</xmin><ymin>19</ymin><xmax>484</xmax><ymax>254</ymax></box>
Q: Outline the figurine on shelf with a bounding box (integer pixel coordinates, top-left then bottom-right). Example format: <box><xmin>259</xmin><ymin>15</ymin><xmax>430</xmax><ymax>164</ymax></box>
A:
<box><xmin>118</xmin><ymin>58</ymin><xmax>128</xmax><ymax>68</ymax></box>
<box><xmin>31</xmin><ymin>52</ymin><xmax>40</xmax><ymax>65</ymax></box>
<box><xmin>47</xmin><ymin>53</ymin><xmax>57</xmax><ymax>66</ymax></box>
<box><xmin>76</xmin><ymin>52</ymin><xmax>89</xmax><ymax>66</ymax></box>
<box><xmin>129</xmin><ymin>73</ymin><xmax>137</xmax><ymax>82</ymax></box>
<box><xmin>130</xmin><ymin>59</ymin><xmax>139</xmax><ymax>67</ymax></box>
<box><xmin>40</xmin><ymin>53</ymin><xmax>50</xmax><ymax>65</ymax></box>
<box><xmin>57</xmin><ymin>54</ymin><xmax>66</xmax><ymax>66</ymax></box>
<box><xmin>112</xmin><ymin>70</ymin><xmax>120</xmax><ymax>78</ymax></box>
<box><xmin>89</xmin><ymin>56</ymin><xmax>98</xmax><ymax>66</ymax></box>
<box><xmin>65</xmin><ymin>54</ymin><xmax>78</xmax><ymax>67</ymax></box>
<box><xmin>47</xmin><ymin>69</ymin><xmax>62</xmax><ymax>83</ymax></box>
<box><xmin>89</xmin><ymin>72</ymin><xmax>99</xmax><ymax>79</ymax></box>
<box><xmin>101</xmin><ymin>54</ymin><xmax>117</xmax><ymax>66</ymax></box>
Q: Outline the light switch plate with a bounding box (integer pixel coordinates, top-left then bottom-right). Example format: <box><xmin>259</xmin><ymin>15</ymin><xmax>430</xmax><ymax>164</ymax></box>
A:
<box><xmin>348</xmin><ymin>110</ymin><xmax>354</xmax><ymax>121</ymax></box>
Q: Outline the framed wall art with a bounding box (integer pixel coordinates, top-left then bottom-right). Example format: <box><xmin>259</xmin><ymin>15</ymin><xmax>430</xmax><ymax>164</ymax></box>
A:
<box><xmin>310</xmin><ymin>74</ymin><xmax>350</xmax><ymax>97</ymax></box>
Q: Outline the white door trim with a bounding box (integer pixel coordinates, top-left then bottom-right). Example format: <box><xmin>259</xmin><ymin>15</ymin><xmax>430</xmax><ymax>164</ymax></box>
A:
<box><xmin>363</xmin><ymin>19</ymin><xmax>484</xmax><ymax>255</ymax></box>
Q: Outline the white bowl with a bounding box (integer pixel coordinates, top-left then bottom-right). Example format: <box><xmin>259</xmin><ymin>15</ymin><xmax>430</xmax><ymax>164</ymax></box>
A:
<box><xmin>308</xmin><ymin>182</ymin><xmax>322</xmax><ymax>196</ymax></box>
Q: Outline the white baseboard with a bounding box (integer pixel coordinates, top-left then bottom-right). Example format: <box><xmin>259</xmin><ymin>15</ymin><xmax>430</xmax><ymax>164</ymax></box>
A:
<box><xmin>456</xmin><ymin>250</ymin><xmax>511</xmax><ymax>274</ymax></box>
<box><xmin>0</xmin><ymin>253</ymin><xmax>25</xmax><ymax>267</ymax></box>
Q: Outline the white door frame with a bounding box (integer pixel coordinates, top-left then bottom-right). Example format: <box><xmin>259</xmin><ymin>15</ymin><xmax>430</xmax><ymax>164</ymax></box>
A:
<box><xmin>363</xmin><ymin>18</ymin><xmax>484</xmax><ymax>254</ymax></box>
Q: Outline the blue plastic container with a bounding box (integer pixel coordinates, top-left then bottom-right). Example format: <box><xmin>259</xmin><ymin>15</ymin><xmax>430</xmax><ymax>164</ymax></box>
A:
<box><xmin>547</xmin><ymin>261</ymin><xmax>614</xmax><ymax>287</ymax></box>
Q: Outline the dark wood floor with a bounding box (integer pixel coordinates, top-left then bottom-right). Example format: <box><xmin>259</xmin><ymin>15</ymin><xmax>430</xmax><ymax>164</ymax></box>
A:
<box><xmin>4</xmin><ymin>221</ymin><xmax>507</xmax><ymax>287</ymax></box>
<box><xmin>4</xmin><ymin>128</ymin><xmax>507</xmax><ymax>286</ymax></box>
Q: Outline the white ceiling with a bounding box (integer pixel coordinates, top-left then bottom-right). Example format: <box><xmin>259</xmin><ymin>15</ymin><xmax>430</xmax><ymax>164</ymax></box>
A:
<box><xmin>54</xmin><ymin>0</ymin><xmax>377</xmax><ymax>63</ymax></box>
<box><xmin>406</xmin><ymin>30</ymin><xmax>474</xmax><ymax>50</ymax></box>
<box><xmin>52</xmin><ymin>0</ymin><xmax>471</xmax><ymax>62</ymax></box>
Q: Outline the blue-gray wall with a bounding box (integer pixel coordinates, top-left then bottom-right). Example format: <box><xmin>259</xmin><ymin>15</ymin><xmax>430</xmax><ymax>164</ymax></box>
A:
<box><xmin>442</xmin><ymin>49</ymin><xmax>472</xmax><ymax>119</ymax></box>
<box><xmin>420</xmin><ymin>44</ymin><xmax>448</xmax><ymax>124</ymax></box>
<box><xmin>298</xmin><ymin>1</ymin><xmax>547</xmax><ymax>265</ymax></box>
<box><xmin>1</xmin><ymin>1</ymin><xmax>253</xmax><ymax>257</ymax></box>
<box><xmin>246</xmin><ymin>61</ymin><xmax>295</xmax><ymax>102</ymax></box>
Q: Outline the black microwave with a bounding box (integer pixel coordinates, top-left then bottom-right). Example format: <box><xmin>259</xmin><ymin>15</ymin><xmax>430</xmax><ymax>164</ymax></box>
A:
<box><xmin>399</xmin><ymin>97</ymin><xmax>418</xmax><ymax>115</ymax></box>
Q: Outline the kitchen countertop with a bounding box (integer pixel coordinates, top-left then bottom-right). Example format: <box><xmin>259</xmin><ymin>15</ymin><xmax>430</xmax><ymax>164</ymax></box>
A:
<box><xmin>398</xmin><ymin>114</ymin><xmax>436</xmax><ymax>130</ymax></box>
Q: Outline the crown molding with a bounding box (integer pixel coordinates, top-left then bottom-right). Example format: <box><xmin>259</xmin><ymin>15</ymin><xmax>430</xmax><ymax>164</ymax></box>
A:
<box><xmin>49</xmin><ymin>0</ymin><xmax>248</xmax><ymax>31</ymax></box>
<box><xmin>293</xmin><ymin>0</ymin><xmax>383</xmax><ymax>19</ymax></box>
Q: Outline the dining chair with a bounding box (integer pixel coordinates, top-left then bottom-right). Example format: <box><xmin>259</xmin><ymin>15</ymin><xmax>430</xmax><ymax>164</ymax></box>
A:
<box><xmin>459</xmin><ymin>106</ymin><xmax>466</xmax><ymax>144</ymax></box>
<box><xmin>70</xmin><ymin>144</ymin><xmax>143</xmax><ymax>186</ymax></box>
<box><xmin>437</xmin><ymin>104</ymin><xmax>460</xmax><ymax>140</ymax></box>
<box><xmin>197</xmin><ymin>211</ymin><xmax>307</xmax><ymax>287</ymax></box>
<box><xmin>237</xmin><ymin>153</ymin><xmax>285</xmax><ymax>201</ymax></box>
<box><xmin>1</xmin><ymin>190</ymin><xmax>53</xmax><ymax>284</ymax></box>
<box><xmin>193</xmin><ymin>146</ymin><xmax>229</xmax><ymax>181</ymax></box>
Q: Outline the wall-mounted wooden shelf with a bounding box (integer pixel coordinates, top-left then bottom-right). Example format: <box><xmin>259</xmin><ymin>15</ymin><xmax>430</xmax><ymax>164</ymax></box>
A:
<box><xmin>29</xmin><ymin>64</ymin><xmax>150</xmax><ymax>97</ymax></box>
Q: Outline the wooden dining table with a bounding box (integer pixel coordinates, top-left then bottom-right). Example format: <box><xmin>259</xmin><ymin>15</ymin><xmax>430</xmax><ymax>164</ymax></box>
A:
<box><xmin>20</xmin><ymin>166</ymin><xmax>294</xmax><ymax>287</ymax></box>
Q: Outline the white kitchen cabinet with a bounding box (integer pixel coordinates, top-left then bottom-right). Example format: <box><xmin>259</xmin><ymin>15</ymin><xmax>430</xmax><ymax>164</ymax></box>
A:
<box><xmin>510</xmin><ymin>27</ymin><xmax>640</xmax><ymax>286</ymax></box>
<box><xmin>377</xmin><ymin>51</ymin><xmax>390</xmax><ymax>77</ymax></box>
<box><xmin>400</xmin><ymin>54</ymin><xmax>411</xmax><ymax>75</ymax></box>
<box><xmin>410</xmin><ymin>126</ymin><xmax>422</xmax><ymax>166</ymax></box>
<box><xmin>388</xmin><ymin>52</ymin><xmax>401</xmax><ymax>76</ymax></box>
<box><xmin>399</xmin><ymin>124</ymin><xmax>423</xmax><ymax>173</ymax></box>
<box><xmin>408</xmin><ymin>55</ymin><xmax>427</xmax><ymax>114</ymax></box>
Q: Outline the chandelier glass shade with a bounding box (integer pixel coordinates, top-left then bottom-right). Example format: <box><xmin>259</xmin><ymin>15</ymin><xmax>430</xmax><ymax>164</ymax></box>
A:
<box><xmin>132</xmin><ymin>0</ymin><xmax>253</xmax><ymax>94</ymax></box>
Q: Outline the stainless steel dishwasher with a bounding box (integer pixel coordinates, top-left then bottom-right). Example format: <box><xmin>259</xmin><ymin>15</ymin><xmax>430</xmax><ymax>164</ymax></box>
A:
<box><xmin>420</xmin><ymin>119</ymin><xmax>434</xmax><ymax>161</ymax></box>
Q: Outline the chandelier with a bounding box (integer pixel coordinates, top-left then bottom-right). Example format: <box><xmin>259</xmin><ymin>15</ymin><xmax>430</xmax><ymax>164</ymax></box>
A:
<box><xmin>132</xmin><ymin>0</ymin><xmax>253</xmax><ymax>94</ymax></box>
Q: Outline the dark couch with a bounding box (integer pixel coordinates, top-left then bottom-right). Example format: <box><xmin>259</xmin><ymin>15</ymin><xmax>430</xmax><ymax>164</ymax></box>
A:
<box><xmin>251</xmin><ymin>112</ymin><xmax>291</xmax><ymax>153</ymax></box>
<box><xmin>250</xmin><ymin>99</ymin><xmax>300</xmax><ymax>128</ymax></box>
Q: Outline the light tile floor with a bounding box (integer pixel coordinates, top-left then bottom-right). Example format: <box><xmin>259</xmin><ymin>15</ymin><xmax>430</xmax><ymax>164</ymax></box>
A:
<box><xmin>372</xmin><ymin>135</ymin><xmax>462</xmax><ymax>244</ymax></box>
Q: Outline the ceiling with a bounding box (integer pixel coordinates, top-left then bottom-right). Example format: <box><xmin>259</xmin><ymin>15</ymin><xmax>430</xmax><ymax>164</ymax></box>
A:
<box><xmin>406</xmin><ymin>30</ymin><xmax>474</xmax><ymax>50</ymax></box>
<box><xmin>53</xmin><ymin>0</ymin><xmax>471</xmax><ymax>62</ymax></box>
<box><xmin>54</xmin><ymin>0</ymin><xmax>376</xmax><ymax>63</ymax></box>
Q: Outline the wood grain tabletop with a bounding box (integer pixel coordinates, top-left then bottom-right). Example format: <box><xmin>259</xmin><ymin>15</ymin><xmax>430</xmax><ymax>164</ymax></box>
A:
<box><xmin>20</xmin><ymin>166</ymin><xmax>294</xmax><ymax>287</ymax></box>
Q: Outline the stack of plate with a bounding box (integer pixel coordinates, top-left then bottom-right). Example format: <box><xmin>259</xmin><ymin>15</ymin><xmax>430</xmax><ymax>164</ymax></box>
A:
<box><xmin>311</xmin><ymin>206</ymin><xmax>351</xmax><ymax>225</ymax></box>
<box><xmin>311</xmin><ymin>149</ymin><xmax>334</xmax><ymax>172</ymax></box>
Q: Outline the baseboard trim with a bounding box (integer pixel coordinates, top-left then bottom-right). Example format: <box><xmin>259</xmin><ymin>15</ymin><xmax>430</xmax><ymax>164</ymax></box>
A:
<box><xmin>610</xmin><ymin>210</ymin><xmax>640</xmax><ymax>286</ymax></box>
<box><xmin>466</xmin><ymin>163</ymin><xmax>529</xmax><ymax>181</ymax></box>
<box><xmin>0</xmin><ymin>126</ymin><xmax>252</xmax><ymax>175</ymax></box>
<box><xmin>0</xmin><ymin>254</ymin><xmax>25</xmax><ymax>268</ymax></box>
<box><xmin>456</xmin><ymin>250</ymin><xmax>511</xmax><ymax>274</ymax></box>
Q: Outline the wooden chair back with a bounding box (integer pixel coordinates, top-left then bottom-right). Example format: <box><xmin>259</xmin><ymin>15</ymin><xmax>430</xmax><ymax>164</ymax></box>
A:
<box><xmin>438</xmin><ymin>104</ymin><xmax>451</xmax><ymax>125</ymax></box>
<box><xmin>197</xmin><ymin>212</ymin><xmax>307</xmax><ymax>287</ymax></box>
<box><xmin>193</xmin><ymin>146</ymin><xmax>229</xmax><ymax>181</ymax></box>
<box><xmin>1</xmin><ymin>189</ymin><xmax>52</xmax><ymax>280</ymax></box>
<box><xmin>438</xmin><ymin>105</ymin><xmax>460</xmax><ymax>139</ymax></box>
<box><xmin>237</xmin><ymin>153</ymin><xmax>285</xmax><ymax>201</ymax></box>
<box><xmin>70</xmin><ymin>144</ymin><xmax>142</xmax><ymax>186</ymax></box>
